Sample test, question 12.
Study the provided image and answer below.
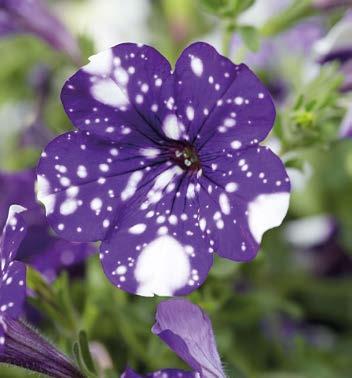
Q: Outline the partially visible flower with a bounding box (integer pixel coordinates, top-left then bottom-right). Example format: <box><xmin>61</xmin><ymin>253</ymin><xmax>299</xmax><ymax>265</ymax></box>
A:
<box><xmin>285</xmin><ymin>215</ymin><xmax>352</xmax><ymax>277</ymax></box>
<box><xmin>0</xmin><ymin>317</ymin><xmax>84</xmax><ymax>378</ymax></box>
<box><xmin>20</xmin><ymin>64</ymin><xmax>55</xmax><ymax>149</ymax></box>
<box><xmin>313</xmin><ymin>0</ymin><xmax>352</xmax><ymax>10</ymax></box>
<box><xmin>0</xmin><ymin>169</ymin><xmax>94</xmax><ymax>282</ymax></box>
<box><xmin>0</xmin><ymin>205</ymin><xmax>27</xmax><ymax>349</ymax></box>
<box><xmin>0</xmin><ymin>0</ymin><xmax>81</xmax><ymax>63</ymax></box>
<box><xmin>0</xmin><ymin>205</ymin><xmax>84</xmax><ymax>377</ymax></box>
<box><xmin>315</xmin><ymin>11</ymin><xmax>352</xmax><ymax>64</ymax></box>
<box><xmin>37</xmin><ymin>42</ymin><xmax>290</xmax><ymax>297</ymax></box>
<box><xmin>314</xmin><ymin>10</ymin><xmax>352</xmax><ymax>91</ymax></box>
<box><xmin>284</xmin><ymin>215</ymin><xmax>335</xmax><ymax>249</ymax></box>
<box><xmin>123</xmin><ymin>298</ymin><xmax>224</xmax><ymax>378</ymax></box>
<box><xmin>262</xmin><ymin>315</ymin><xmax>335</xmax><ymax>352</ymax></box>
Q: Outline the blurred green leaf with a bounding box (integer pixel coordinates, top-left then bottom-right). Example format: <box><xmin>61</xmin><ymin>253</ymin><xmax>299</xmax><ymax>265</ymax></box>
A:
<box><xmin>237</xmin><ymin>25</ymin><xmax>260</xmax><ymax>52</ymax></box>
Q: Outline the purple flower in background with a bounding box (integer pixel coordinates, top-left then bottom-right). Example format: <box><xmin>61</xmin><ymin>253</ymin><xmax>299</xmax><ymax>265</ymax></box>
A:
<box><xmin>0</xmin><ymin>0</ymin><xmax>80</xmax><ymax>63</ymax></box>
<box><xmin>314</xmin><ymin>10</ymin><xmax>352</xmax><ymax>91</ymax></box>
<box><xmin>0</xmin><ymin>205</ymin><xmax>27</xmax><ymax>349</ymax></box>
<box><xmin>20</xmin><ymin>64</ymin><xmax>55</xmax><ymax>149</ymax></box>
<box><xmin>315</xmin><ymin>11</ymin><xmax>352</xmax><ymax>65</ymax></box>
<box><xmin>123</xmin><ymin>298</ymin><xmax>224</xmax><ymax>378</ymax></box>
<box><xmin>37</xmin><ymin>42</ymin><xmax>290</xmax><ymax>297</ymax></box>
<box><xmin>0</xmin><ymin>169</ymin><xmax>94</xmax><ymax>282</ymax></box>
<box><xmin>313</xmin><ymin>0</ymin><xmax>352</xmax><ymax>10</ymax></box>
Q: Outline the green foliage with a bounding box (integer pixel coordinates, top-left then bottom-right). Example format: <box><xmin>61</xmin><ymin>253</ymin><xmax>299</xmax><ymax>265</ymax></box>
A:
<box><xmin>237</xmin><ymin>25</ymin><xmax>260</xmax><ymax>52</ymax></box>
<box><xmin>278</xmin><ymin>63</ymin><xmax>345</xmax><ymax>153</ymax></box>
<box><xmin>200</xmin><ymin>0</ymin><xmax>255</xmax><ymax>19</ymax></box>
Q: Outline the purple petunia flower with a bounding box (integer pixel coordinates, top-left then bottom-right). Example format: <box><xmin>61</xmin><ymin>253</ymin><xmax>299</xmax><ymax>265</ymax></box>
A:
<box><xmin>0</xmin><ymin>0</ymin><xmax>80</xmax><ymax>63</ymax></box>
<box><xmin>122</xmin><ymin>298</ymin><xmax>224</xmax><ymax>378</ymax></box>
<box><xmin>0</xmin><ymin>317</ymin><xmax>84</xmax><ymax>377</ymax></box>
<box><xmin>0</xmin><ymin>169</ymin><xmax>94</xmax><ymax>282</ymax></box>
<box><xmin>0</xmin><ymin>205</ymin><xmax>27</xmax><ymax>349</ymax></box>
<box><xmin>0</xmin><ymin>205</ymin><xmax>84</xmax><ymax>377</ymax></box>
<box><xmin>37</xmin><ymin>42</ymin><xmax>290</xmax><ymax>296</ymax></box>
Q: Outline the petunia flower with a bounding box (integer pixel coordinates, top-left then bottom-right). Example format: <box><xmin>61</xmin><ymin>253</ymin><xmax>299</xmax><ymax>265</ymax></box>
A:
<box><xmin>37</xmin><ymin>42</ymin><xmax>290</xmax><ymax>296</ymax></box>
<box><xmin>0</xmin><ymin>205</ymin><xmax>84</xmax><ymax>377</ymax></box>
<box><xmin>0</xmin><ymin>0</ymin><xmax>80</xmax><ymax>63</ymax></box>
<box><xmin>0</xmin><ymin>205</ymin><xmax>27</xmax><ymax>349</ymax></box>
<box><xmin>122</xmin><ymin>298</ymin><xmax>224</xmax><ymax>378</ymax></box>
<box><xmin>0</xmin><ymin>169</ymin><xmax>94</xmax><ymax>282</ymax></box>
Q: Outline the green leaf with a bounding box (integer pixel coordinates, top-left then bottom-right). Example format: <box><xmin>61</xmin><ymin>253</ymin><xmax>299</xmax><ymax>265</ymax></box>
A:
<box><xmin>237</xmin><ymin>25</ymin><xmax>260</xmax><ymax>52</ymax></box>
<box><xmin>261</xmin><ymin>0</ymin><xmax>313</xmax><ymax>36</ymax></box>
<box><xmin>200</xmin><ymin>0</ymin><xmax>255</xmax><ymax>19</ymax></box>
<box><xmin>78</xmin><ymin>330</ymin><xmax>97</xmax><ymax>375</ymax></box>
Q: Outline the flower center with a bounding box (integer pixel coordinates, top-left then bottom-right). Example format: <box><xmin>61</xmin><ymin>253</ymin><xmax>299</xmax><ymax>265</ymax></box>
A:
<box><xmin>171</xmin><ymin>143</ymin><xmax>201</xmax><ymax>171</ymax></box>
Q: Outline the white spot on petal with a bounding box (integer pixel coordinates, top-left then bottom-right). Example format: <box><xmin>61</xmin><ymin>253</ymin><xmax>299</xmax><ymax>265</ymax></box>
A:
<box><xmin>163</xmin><ymin>114</ymin><xmax>183</xmax><ymax>140</ymax></box>
<box><xmin>219</xmin><ymin>193</ymin><xmax>230</xmax><ymax>215</ymax></box>
<box><xmin>129</xmin><ymin>223</ymin><xmax>147</xmax><ymax>234</ymax></box>
<box><xmin>91</xmin><ymin>79</ymin><xmax>128</xmax><ymax>108</ymax></box>
<box><xmin>190</xmin><ymin>56</ymin><xmax>203</xmax><ymax>77</ymax></box>
<box><xmin>225</xmin><ymin>182</ymin><xmax>238</xmax><ymax>193</ymax></box>
<box><xmin>36</xmin><ymin>175</ymin><xmax>55</xmax><ymax>215</ymax></box>
<box><xmin>231</xmin><ymin>140</ymin><xmax>242</xmax><ymax>149</ymax></box>
<box><xmin>186</xmin><ymin>106</ymin><xmax>194</xmax><ymax>121</ymax></box>
<box><xmin>83</xmin><ymin>49</ymin><xmax>113</xmax><ymax>76</ymax></box>
<box><xmin>135</xmin><ymin>235</ymin><xmax>191</xmax><ymax>296</ymax></box>
<box><xmin>248</xmin><ymin>193</ymin><xmax>290</xmax><ymax>243</ymax></box>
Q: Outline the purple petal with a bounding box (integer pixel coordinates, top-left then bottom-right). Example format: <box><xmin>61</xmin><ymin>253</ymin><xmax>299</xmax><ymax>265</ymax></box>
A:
<box><xmin>0</xmin><ymin>206</ymin><xmax>27</xmax><ymax>349</ymax></box>
<box><xmin>197</xmin><ymin>146</ymin><xmax>290</xmax><ymax>261</ymax></box>
<box><xmin>0</xmin><ymin>205</ymin><xmax>27</xmax><ymax>264</ymax></box>
<box><xmin>0</xmin><ymin>0</ymin><xmax>80</xmax><ymax>62</ymax></box>
<box><xmin>61</xmin><ymin>43</ymin><xmax>172</xmax><ymax>143</ymax></box>
<box><xmin>0</xmin><ymin>170</ymin><xmax>94</xmax><ymax>281</ymax></box>
<box><xmin>146</xmin><ymin>370</ymin><xmax>197</xmax><ymax>378</ymax></box>
<box><xmin>29</xmin><ymin>238</ymin><xmax>94</xmax><ymax>282</ymax></box>
<box><xmin>36</xmin><ymin>130</ymin><xmax>164</xmax><ymax>242</ymax></box>
<box><xmin>152</xmin><ymin>299</ymin><xmax>225</xmax><ymax>378</ymax></box>
<box><xmin>172</xmin><ymin>42</ymin><xmax>275</xmax><ymax>151</ymax></box>
<box><xmin>122</xmin><ymin>367</ymin><xmax>197</xmax><ymax>378</ymax></box>
<box><xmin>0</xmin><ymin>9</ymin><xmax>17</xmax><ymax>36</ymax></box>
<box><xmin>100</xmin><ymin>163</ymin><xmax>213</xmax><ymax>297</ymax></box>
<box><xmin>122</xmin><ymin>368</ymin><xmax>143</xmax><ymax>378</ymax></box>
<box><xmin>0</xmin><ymin>170</ymin><xmax>36</xmax><ymax>228</ymax></box>
<box><xmin>0</xmin><ymin>261</ymin><xmax>26</xmax><ymax>319</ymax></box>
